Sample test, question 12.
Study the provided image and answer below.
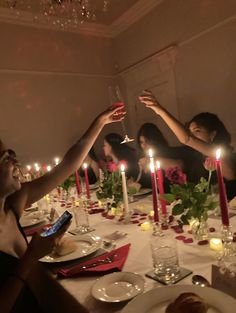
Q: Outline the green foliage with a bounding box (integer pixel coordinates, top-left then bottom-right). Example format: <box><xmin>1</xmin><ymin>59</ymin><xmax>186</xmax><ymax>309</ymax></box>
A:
<box><xmin>164</xmin><ymin>177</ymin><xmax>218</xmax><ymax>226</ymax></box>
<box><xmin>96</xmin><ymin>170</ymin><xmax>123</xmax><ymax>207</ymax></box>
<box><xmin>60</xmin><ymin>174</ymin><xmax>76</xmax><ymax>192</ymax></box>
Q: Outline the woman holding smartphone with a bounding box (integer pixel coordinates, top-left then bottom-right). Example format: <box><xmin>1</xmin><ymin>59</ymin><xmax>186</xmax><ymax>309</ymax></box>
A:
<box><xmin>0</xmin><ymin>105</ymin><xmax>124</xmax><ymax>313</ymax></box>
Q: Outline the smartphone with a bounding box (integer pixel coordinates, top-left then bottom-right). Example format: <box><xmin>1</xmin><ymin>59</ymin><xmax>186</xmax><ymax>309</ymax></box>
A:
<box><xmin>41</xmin><ymin>210</ymin><xmax>72</xmax><ymax>237</ymax></box>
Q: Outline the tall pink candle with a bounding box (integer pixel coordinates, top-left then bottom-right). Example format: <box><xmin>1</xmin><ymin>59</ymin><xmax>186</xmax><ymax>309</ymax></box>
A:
<box><xmin>150</xmin><ymin>162</ymin><xmax>159</xmax><ymax>222</ymax></box>
<box><xmin>215</xmin><ymin>149</ymin><xmax>229</xmax><ymax>226</ymax></box>
<box><xmin>156</xmin><ymin>161</ymin><xmax>167</xmax><ymax>215</ymax></box>
<box><xmin>83</xmin><ymin>163</ymin><xmax>90</xmax><ymax>199</ymax></box>
<box><xmin>74</xmin><ymin>170</ymin><xmax>81</xmax><ymax>195</ymax></box>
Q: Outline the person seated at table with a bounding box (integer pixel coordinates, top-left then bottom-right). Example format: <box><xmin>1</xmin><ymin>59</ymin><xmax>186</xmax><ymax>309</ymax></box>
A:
<box><xmin>137</xmin><ymin>122</ymin><xmax>190</xmax><ymax>189</ymax></box>
<box><xmin>0</xmin><ymin>105</ymin><xmax>124</xmax><ymax>313</ymax></box>
<box><xmin>79</xmin><ymin>147</ymin><xmax>99</xmax><ymax>184</ymax></box>
<box><xmin>139</xmin><ymin>90</ymin><xmax>236</xmax><ymax>200</ymax></box>
<box><xmin>103</xmin><ymin>133</ymin><xmax>139</xmax><ymax>179</ymax></box>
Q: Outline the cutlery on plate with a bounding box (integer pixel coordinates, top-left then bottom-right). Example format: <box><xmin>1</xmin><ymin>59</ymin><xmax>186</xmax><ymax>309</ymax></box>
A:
<box><xmin>192</xmin><ymin>275</ymin><xmax>210</xmax><ymax>287</ymax></box>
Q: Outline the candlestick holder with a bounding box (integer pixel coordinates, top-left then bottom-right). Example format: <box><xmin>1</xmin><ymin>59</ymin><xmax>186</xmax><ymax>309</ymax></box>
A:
<box><xmin>160</xmin><ymin>213</ymin><xmax>169</xmax><ymax>230</ymax></box>
<box><xmin>152</xmin><ymin>221</ymin><xmax>164</xmax><ymax>237</ymax></box>
<box><xmin>221</xmin><ymin>225</ymin><xmax>234</xmax><ymax>260</ymax></box>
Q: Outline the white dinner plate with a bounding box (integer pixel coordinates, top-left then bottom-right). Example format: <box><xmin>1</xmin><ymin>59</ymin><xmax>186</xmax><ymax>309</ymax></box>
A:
<box><xmin>91</xmin><ymin>272</ymin><xmax>145</xmax><ymax>303</ymax></box>
<box><xmin>90</xmin><ymin>183</ymin><xmax>99</xmax><ymax>190</ymax></box>
<box><xmin>20</xmin><ymin>214</ymin><xmax>46</xmax><ymax>228</ymax></box>
<box><xmin>40</xmin><ymin>234</ymin><xmax>102</xmax><ymax>263</ymax></box>
<box><xmin>121</xmin><ymin>285</ymin><xmax>236</xmax><ymax>313</ymax></box>
<box><xmin>133</xmin><ymin>188</ymin><xmax>152</xmax><ymax>197</ymax></box>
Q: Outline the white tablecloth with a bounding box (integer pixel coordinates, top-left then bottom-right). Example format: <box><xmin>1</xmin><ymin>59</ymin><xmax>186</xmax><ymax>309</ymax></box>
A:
<box><xmin>55</xmin><ymin>195</ymin><xmax>236</xmax><ymax>313</ymax></box>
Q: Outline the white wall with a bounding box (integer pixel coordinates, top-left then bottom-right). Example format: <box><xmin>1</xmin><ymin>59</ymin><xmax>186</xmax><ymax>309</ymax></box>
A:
<box><xmin>0</xmin><ymin>22</ymin><xmax>120</xmax><ymax>164</ymax></box>
<box><xmin>113</xmin><ymin>0</ymin><xmax>236</xmax><ymax>148</ymax></box>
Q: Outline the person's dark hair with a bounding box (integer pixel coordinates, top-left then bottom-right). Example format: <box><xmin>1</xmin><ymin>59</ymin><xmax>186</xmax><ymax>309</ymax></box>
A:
<box><xmin>88</xmin><ymin>147</ymin><xmax>98</xmax><ymax>162</ymax></box>
<box><xmin>137</xmin><ymin>123</ymin><xmax>168</xmax><ymax>152</ymax></box>
<box><xmin>187</xmin><ymin>112</ymin><xmax>232</xmax><ymax>148</ymax></box>
<box><xmin>104</xmin><ymin>133</ymin><xmax>135</xmax><ymax>161</ymax></box>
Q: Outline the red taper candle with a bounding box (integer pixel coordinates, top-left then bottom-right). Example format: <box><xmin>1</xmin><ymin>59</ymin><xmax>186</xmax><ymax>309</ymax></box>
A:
<box><xmin>74</xmin><ymin>170</ymin><xmax>81</xmax><ymax>196</ymax></box>
<box><xmin>215</xmin><ymin>149</ymin><xmax>229</xmax><ymax>226</ymax></box>
<box><xmin>150</xmin><ymin>162</ymin><xmax>159</xmax><ymax>222</ymax></box>
<box><xmin>156</xmin><ymin>161</ymin><xmax>167</xmax><ymax>215</ymax></box>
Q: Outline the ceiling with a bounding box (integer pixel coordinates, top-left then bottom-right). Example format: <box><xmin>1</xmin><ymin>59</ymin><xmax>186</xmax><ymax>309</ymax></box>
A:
<box><xmin>0</xmin><ymin>0</ymin><xmax>163</xmax><ymax>37</ymax></box>
<box><xmin>0</xmin><ymin>0</ymin><xmax>139</xmax><ymax>25</ymax></box>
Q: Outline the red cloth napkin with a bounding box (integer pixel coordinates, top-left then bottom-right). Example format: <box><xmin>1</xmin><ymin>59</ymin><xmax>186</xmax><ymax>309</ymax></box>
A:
<box><xmin>24</xmin><ymin>224</ymin><xmax>51</xmax><ymax>236</ymax></box>
<box><xmin>57</xmin><ymin>243</ymin><xmax>131</xmax><ymax>278</ymax></box>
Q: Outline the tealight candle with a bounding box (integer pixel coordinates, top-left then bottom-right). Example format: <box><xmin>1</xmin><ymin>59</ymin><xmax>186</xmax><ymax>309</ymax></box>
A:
<box><xmin>141</xmin><ymin>221</ymin><xmax>151</xmax><ymax>231</ymax></box>
<box><xmin>209</xmin><ymin>238</ymin><xmax>223</xmax><ymax>251</ymax></box>
<box><xmin>46</xmin><ymin>165</ymin><xmax>52</xmax><ymax>172</ymax></box>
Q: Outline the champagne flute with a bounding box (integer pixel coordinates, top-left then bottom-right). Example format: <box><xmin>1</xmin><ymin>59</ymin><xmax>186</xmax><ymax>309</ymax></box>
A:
<box><xmin>108</xmin><ymin>85</ymin><xmax>134</xmax><ymax>144</ymax></box>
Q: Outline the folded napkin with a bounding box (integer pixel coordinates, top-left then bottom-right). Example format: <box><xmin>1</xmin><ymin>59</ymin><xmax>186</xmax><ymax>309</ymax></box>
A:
<box><xmin>57</xmin><ymin>243</ymin><xmax>131</xmax><ymax>278</ymax></box>
<box><xmin>24</xmin><ymin>224</ymin><xmax>51</xmax><ymax>236</ymax></box>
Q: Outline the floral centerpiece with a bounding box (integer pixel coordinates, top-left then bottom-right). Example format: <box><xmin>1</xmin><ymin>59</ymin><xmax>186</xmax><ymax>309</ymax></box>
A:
<box><xmin>96</xmin><ymin>161</ymin><xmax>123</xmax><ymax>210</ymax></box>
<box><xmin>60</xmin><ymin>174</ymin><xmax>76</xmax><ymax>192</ymax></box>
<box><xmin>162</xmin><ymin>158</ymin><xmax>218</xmax><ymax>235</ymax></box>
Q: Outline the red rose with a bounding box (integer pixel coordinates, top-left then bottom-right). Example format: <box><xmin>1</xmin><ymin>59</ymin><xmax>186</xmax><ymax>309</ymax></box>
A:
<box><xmin>204</xmin><ymin>157</ymin><xmax>216</xmax><ymax>172</ymax></box>
<box><xmin>107</xmin><ymin>161</ymin><xmax>117</xmax><ymax>172</ymax></box>
<box><xmin>165</xmin><ymin>167</ymin><xmax>187</xmax><ymax>185</ymax></box>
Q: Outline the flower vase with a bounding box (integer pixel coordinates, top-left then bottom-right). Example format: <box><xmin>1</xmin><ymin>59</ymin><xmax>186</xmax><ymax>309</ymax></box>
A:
<box><xmin>191</xmin><ymin>218</ymin><xmax>209</xmax><ymax>241</ymax></box>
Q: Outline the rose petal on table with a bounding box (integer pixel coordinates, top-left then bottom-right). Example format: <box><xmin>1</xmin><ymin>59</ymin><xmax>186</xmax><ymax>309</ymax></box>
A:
<box><xmin>171</xmin><ymin>225</ymin><xmax>184</xmax><ymax>233</ymax></box>
<box><xmin>168</xmin><ymin>215</ymin><xmax>174</xmax><ymax>223</ymax></box>
<box><xmin>140</xmin><ymin>213</ymin><xmax>148</xmax><ymax>217</ymax></box>
<box><xmin>209</xmin><ymin>227</ymin><xmax>216</xmax><ymax>232</ymax></box>
<box><xmin>175</xmin><ymin>235</ymin><xmax>186</xmax><ymax>241</ymax></box>
<box><xmin>188</xmin><ymin>230</ymin><xmax>193</xmax><ymax>234</ymax></box>
<box><xmin>106</xmin><ymin>215</ymin><xmax>115</xmax><ymax>220</ymax></box>
<box><xmin>198</xmin><ymin>240</ymin><xmax>209</xmax><ymax>245</ymax></box>
<box><xmin>183</xmin><ymin>238</ymin><xmax>193</xmax><ymax>244</ymax></box>
<box><xmin>161</xmin><ymin>224</ymin><xmax>169</xmax><ymax>230</ymax></box>
<box><xmin>132</xmin><ymin>220</ymin><xmax>139</xmax><ymax>224</ymax></box>
<box><xmin>139</xmin><ymin>217</ymin><xmax>147</xmax><ymax>221</ymax></box>
<box><xmin>233</xmin><ymin>235</ymin><xmax>236</xmax><ymax>242</ymax></box>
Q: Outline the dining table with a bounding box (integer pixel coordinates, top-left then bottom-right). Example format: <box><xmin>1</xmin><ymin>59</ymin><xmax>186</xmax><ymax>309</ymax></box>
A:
<box><xmin>39</xmin><ymin>191</ymin><xmax>236</xmax><ymax>313</ymax></box>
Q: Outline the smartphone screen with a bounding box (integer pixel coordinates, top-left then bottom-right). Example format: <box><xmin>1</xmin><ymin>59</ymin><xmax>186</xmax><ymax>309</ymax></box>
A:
<box><xmin>41</xmin><ymin>210</ymin><xmax>72</xmax><ymax>237</ymax></box>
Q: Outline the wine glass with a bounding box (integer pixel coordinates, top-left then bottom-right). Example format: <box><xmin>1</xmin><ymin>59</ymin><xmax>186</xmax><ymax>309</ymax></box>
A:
<box><xmin>108</xmin><ymin>85</ymin><xmax>134</xmax><ymax>144</ymax></box>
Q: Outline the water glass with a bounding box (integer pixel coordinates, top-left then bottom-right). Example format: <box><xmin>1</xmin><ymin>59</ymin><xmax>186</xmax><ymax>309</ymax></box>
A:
<box><xmin>73</xmin><ymin>203</ymin><xmax>90</xmax><ymax>234</ymax></box>
<box><xmin>150</xmin><ymin>234</ymin><xmax>179</xmax><ymax>284</ymax></box>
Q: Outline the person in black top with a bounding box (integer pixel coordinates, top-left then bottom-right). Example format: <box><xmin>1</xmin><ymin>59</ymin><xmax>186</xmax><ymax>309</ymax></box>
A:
<box><xmin>79</xmin><ymin>147</ymin><xmax>99</xmax><ymax>184</ymax></box>
<box><xmin>136</xmin><ymin>123</ymin><xmax>185</xmax><ymax>190</ymax></box>
<box><xmin>103</xmin><ymin>133</ymin><xmax>139</xmax><ymax>179</ymax></box>
<box><xmin>139</xmin><ymin>91</ymin><xmax>236</xmax><ymax>199</ymax></box>
<box><xmin>0</xmin><ymin>106</ymin><xmax>124</xmax><ymax>313</ymax></box>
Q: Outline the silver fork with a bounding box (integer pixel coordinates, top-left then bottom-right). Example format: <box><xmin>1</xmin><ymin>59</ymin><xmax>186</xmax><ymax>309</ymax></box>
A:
<box><xmin>79</xmin><ymin>254</ymin><xmax>117</xmax><ymax>270</ymax></box>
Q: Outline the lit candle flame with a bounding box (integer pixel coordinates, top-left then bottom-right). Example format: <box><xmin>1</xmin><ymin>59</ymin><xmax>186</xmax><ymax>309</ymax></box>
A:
<box><xmin>150</xmin><ymin>162</ymin><xmax>155</xmax><ymax>173</ymax></box>
<box><xmin>216</xmin><ymin>148</ymin><xmax>221</xmax><ymax>160</ymax></box>
<box><xmin>120</xmin><ymin>163</ymin><xmax>125</xmax><ymax>172</ymax></box>
<box><xmin>47</xmin><ymin>165</ymin><xmax>52</xmax><ymax>172</ymax></box>
<box><xmin>156</xmin><ymin>160</ymin><xmax>161</xmax><ymax>169</ymax></box>
<box><xmin>148</xmin><ymin>149</ymin><xmax>153</xmax><ymax>158</ymax></box>
<box><xmin>26</xmin><ymin>165</ymin><xmax>31</xmax><ymax>171</ymax></box>
<box><xmin>83</xmin><ymin>163</ymin><xmax>88</xmax><ymax>169</ymax></box>
<box><xmin>54</xmin><ymin>157</ymin><xmax>60</xmax><ymax>165</ymax></box>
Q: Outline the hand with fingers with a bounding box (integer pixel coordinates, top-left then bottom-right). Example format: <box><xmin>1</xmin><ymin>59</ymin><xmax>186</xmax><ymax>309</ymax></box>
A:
<box><xmin>25</xmin><ymin>222</ymin><xmax>70</xmax><ymax>262</ymax></box>
<box><xmin>138</xmin><ymin>90</ymin><xmax>163</xmax><ymax>114</ymax></box>
<box><xmin>97</xmin><ymin>105</ymin><xmax>126</xmax><ymax>125</ymax></box>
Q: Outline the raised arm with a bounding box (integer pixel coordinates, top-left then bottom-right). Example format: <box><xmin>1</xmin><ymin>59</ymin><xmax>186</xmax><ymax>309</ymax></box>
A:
<box><xmin>139</xmin><ymin>90</ymin><xmax>235</xmax><ymax>180</ymax></box>
<box><xmin>139</xmin><ymin>90</ymin><xmax>216</xmax><ymax>156</ymax></box>
<box><xmin>9</xmin><ymin>106</ymin><xmax>125</xmax><ymax>215</ymax></box>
